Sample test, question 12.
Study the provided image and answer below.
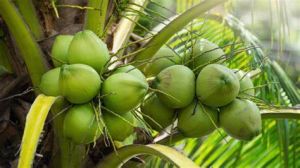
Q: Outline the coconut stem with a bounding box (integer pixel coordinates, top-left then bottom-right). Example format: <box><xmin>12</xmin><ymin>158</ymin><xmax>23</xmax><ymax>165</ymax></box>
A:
<box><xmin>0</xmin><ymin>0</ymin><xmax>47</xmax><ymax>88</ymax></box>
<box><xmin>154</xmin><ymin>131</ymin><xmax>185</xmax><ymax>145</ymax></box>
<box><xmin>14</xmin><ymin>0</ymin><xmax>44</xmax><ymax>40</ymax></box>
<box><xmin>61</xmin><ymin>141</ymin><xmax>86</xmax><ymax>168</ymax></box>
<box><xmin>84</xmin><ymin>0</ymin><xmax>109</xmax><ymax>37</ymax></box>
<box><xmin>146</xmin><ymin>77</ymin><xmax>155</xmax><ymax>86</ymax></box>
<box><xmin>134</xmin><ymin>0</ymin><xmax>227</xmax><ymax>65</ymax></box>
<box><xmin>51</xmin><ymin>98</ymin><xmax>86</xmax><ymax>168</ymax></box>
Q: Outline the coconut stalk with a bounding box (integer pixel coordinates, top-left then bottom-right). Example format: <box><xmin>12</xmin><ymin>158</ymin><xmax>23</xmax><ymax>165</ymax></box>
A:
<box><xmin>154</xmin><ymin>131</ymin><xmax>186</xmax><ymax>145</ymax></box>
<box><xmin>14</xmin><ymin>0</ymin><xmax>44</xmax><ymax>40</ymax></box>
<box><xmin>109</xmin><ymin>0</ymin><xmax>148</xmax><ymax>70</ymax></box>
<box><xmin>155</xmin><ymin>108</ymin><xmax>300</xmax><ymax>146</ymax></box>
<box><xmin>0</xmin><ymin>0</ymin><xmax>47</xmax><ymax>88</ymax></box>
<box><xmin>85</xmin><ymin>0</ymin><xmax>109</xmax><ymax>37</ymax></box>
<box><xmin>261</xmin><ymin>109</ymin><xmax>300</xmax><ymax>119</ymax></box>
<box><xmin>50</xmin><ymin>98</ymin><xmax>86</xmax><ymax>168</ymax></box>
<box><xmin>112</xmin><ymin>0</ymin><xmax>148</xmax><ymax>55</ymax></box>
<box><xmin>133</xmin><ymin>0</ymin><xmax>227</xmax><ymax>66</ymax></box>
<box><xmin>176</xmin><ymin>0</ymin><xmax>201</xmax><ymax>13</ymax></box>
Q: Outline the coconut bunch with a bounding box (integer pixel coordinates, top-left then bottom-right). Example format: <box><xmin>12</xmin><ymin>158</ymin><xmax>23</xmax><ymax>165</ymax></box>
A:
<box><xmin>140</xmin><ymin>39</ymin><xmax>262</xmax><ymax>141</ymax></box>
<box><xmin>39</xmin><ymin>30</ymin><xmax>261</xmax><ymax>143</ymax></box>
<box><xmin>39</xmin><ymin>30</ymin><xmax>148</xmax><ymax>144</ymax></box>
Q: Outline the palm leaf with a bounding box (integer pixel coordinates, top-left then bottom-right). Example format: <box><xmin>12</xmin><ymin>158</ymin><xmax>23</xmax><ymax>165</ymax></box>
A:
<box><xmin>96</xmin><ymin>144</ymin><xmax>199</xmax><ymax>168</ymax></box>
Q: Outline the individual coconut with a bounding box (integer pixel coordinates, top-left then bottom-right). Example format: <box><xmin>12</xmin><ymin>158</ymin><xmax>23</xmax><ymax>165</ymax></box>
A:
<box><xmin>59</xmin><ymin>64</ymin><xmax>101</xmax><ymax>104</ymax></box>
<box><xmin>68</xmin><ymin>30</ymin><xmax>110</xmax><ymax>73</ymax></box>
<box><xmin>39</xmin><ymin>67</ymin><xmax>60</xmax><ymax>96</ymax></box>
<box><xmin>51</xmin><ymin>35</ymin><xmax>73</xmax><ymax>67</ymax></box>
<box><xmin>189</xmin><ymin>39</ymin><xmax>225</xmax><ymax>73</ymax></box>
<box><xmin>234</xmin><ymin>69</ymin><xmax>255</xmax><ymax>98</ymax></box>
<box><xmin>103</xmin><ymin>111</ymin><xmax>135</xmax><ymax>141</ymax></box>
<box><xmin>112</xmin><ymin>65</ymin><xmax>147</xmax><ymax>83</ymax></box>
<box><xmin>196</xmin><ymin>64</ymin><xmax>240</xmax><ymax>107</ymax></box>
<box><xmin>143</xmin><ymin>46</ymin><xmax>180</xmax><ymax>77</ymax></box>
<box><xmin>140</xmin><ymin>94</ymin><xmax>175</xmax><ymax>131</ymax></box>
<box><xmin>178</xmin><ymin>100</ymin><xmax>218</xmax><ymax>137</ymax></box>
<box><xmin>154</xmin><ymin>65</ymin><xmax>195</xmax><ymax>108</ymax></box>
<box><xmin>220</xmin><ymin>99</ymin><xmax>261</xmax><ymax>140</ymax></box>
<box><xmin>63</xmin><ymin>103</ymin><xmax>103</xmax><ymax>144</ymax></box>
<box><xmin>101</xmin><ymin>73</ymin><xmax>148</xmax><ymax>114</ymax></box>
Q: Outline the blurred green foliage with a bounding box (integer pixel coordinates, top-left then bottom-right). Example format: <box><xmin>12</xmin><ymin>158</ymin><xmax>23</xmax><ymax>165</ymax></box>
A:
<box><xmin>230</xmin><ymin>0</ymin><xmax>300</xmax><ymax>88</ymax></box>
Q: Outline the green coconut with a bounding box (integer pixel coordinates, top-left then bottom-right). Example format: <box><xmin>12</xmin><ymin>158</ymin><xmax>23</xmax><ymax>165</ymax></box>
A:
<box><xmin>39</xmin><ymin>67</ymin><xmax>60</xmax><ymax>96</ymax></box>
<box><xmin>112</xmin><ymin>65</ymin><xmax>147</xmax><ymax>83</ymax></box>
<box><xmin>102</xmin><ymin>73</ymin><xmax>148</xmax><ymax>114</ymax></box>
<box><xmin>234</xmin><ymin>69</ymin><xmax>255</xmax><ymax>98</ymax></box>
<box><xmin>143</xmin><ymin>46</ymin><xmax>180</xmax><ymax>77</ymax></box>
<box><xmin>68</xmin><ymin>30</ymin><xmax>110</xmax><ymax>73</ymax></box>
<box><xmin>59</xmin><ymin>64</ymin><xmax>101</xmax><ymax>104</ymax></box>
<box><xmin>196</xmin><ymin>64</ymin><xmax>240</xmax><ymax>107</ymax></box>
<box><xmin>140</xmin><ymin>94</ymin><xmax>174</xmax><ymax>131</ymax></box>
<box><xmin>63</xmin><ymin>103</ymin><xmax>103</xmax><ymax>144</ymax></box>
<box><xmin>51</xmin><ymin>35</ymin><xmax>73</xmax><ymax>67</ymax></box>
<box><xmin>178</xmin><ymin>100</ymin><xmax>218</xmax><ymax>137</ymax></box>
<box><xmin>220</xmin><ymin>99</ymin><xmax>261</xmax><ymax>140</ymax></box>
<box><xmin>189</xmin><ymin>39</ymin><xmax>225</xmax><ymax>73</ymax></box>
<box><xmin>154</xmin><ymin>65</ymin><xmax>195</xmax><ymax>108</ymax></box>
<box><xmin>103</xmin><ymin>111</ymin><xmax>135</xmax><ymax>141</ymax></box>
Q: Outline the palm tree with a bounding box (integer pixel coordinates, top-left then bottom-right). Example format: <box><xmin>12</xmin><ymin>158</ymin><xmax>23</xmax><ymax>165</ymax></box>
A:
<box><xmin>0</xmin><ymin>0</ymin><xmax>299</xmax><ymax>167</ymax></box>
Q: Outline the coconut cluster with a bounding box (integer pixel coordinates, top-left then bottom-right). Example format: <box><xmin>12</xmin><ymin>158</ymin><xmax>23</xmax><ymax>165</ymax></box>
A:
<box><xmin>39</xmin><ymin>30</ymin><xmax>147</xmax><ymax>144</ymax></box>
<box><xmin>141</xmin><ymin>39</ymin><xmax>262</xmax><ymax>141</ymax></box>
<box><xmin>40</xmin><ymin>32</ymin><xmax>261</xmax><ymax>144</ymax></box>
